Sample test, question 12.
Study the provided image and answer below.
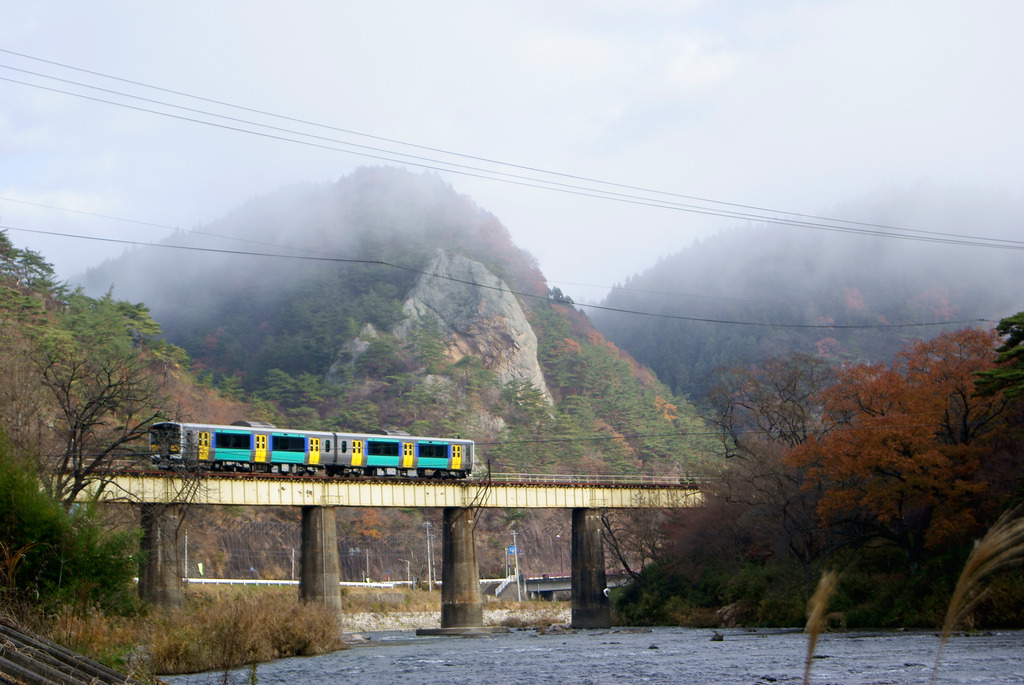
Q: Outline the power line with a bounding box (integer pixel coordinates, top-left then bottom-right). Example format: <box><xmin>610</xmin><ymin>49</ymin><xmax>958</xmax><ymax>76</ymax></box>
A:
<box><xmin>0</xmin><ymin>195</ymin><xmax>340</xmax><ymax>259</ymax></box>
<box><xmin>0</xmin><ymin>48</ymin><xmax>933</xmax><ymax>236</ymax></box>
<box><xmin>3</xmin><ymin>51</ymin><xmax>1024</xmax><ymax>251</ymax></box>
<box><xmin>0</xmin><ymin>221</ymin><xmax>998</xmax><ymax>331</ymax></box>
<box><xmin>475</xmin><ymin>419</ymin><xmax>973</xmax><ymax>447</ymax></box>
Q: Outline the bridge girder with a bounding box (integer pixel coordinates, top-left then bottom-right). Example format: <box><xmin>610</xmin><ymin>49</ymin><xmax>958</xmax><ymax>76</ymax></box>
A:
<box><xmin>86</xmin><ymin>475</ymin><xmax>702</xmax><ymax>509</ymax></box>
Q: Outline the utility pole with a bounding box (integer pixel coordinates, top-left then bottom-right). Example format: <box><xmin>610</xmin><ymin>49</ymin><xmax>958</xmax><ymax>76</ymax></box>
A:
<box><xmin>282</xmin><ymin>546</ymin><xmax>295</xmax><ymax>580</ymax></box>
<box><xmin>511</xmin><ymin>530</ymin><xmax>522</xmax><ymax>601</ymax></box>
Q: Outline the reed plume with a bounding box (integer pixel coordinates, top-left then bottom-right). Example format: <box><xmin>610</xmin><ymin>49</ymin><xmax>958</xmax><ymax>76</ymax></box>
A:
<box><xmin>932</xmin><ymin>503</ymin><xmax>1024</xmax><ymax>684</ymax></box>
<box><xmin>803</xmin><ymin>569</ymin><xmax>840</xmax><ymax>685</ymax></box>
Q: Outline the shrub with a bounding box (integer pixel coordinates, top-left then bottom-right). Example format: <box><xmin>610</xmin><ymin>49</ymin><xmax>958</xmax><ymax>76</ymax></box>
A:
<box><xmin>0</xmin><ymin>444</ymin><xmax>138</xmax><ymax>615</ymax></box>
<box><xmin>148</xmin><ymin>592</ymin><xmax>343</xmax><ymax>675</ymax></box>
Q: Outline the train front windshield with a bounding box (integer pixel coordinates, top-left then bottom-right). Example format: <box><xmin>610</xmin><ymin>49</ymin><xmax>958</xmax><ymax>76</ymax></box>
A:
<box><xmin>149</xmin><ymin>422</ymin><xmax>182</xmax><ymax>458</ymax></box>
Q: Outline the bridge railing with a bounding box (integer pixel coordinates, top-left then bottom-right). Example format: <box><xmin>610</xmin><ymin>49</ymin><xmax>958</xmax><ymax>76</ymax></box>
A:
<box><xmin>475</xmin><ymin>473</ymin><xmax>706</xmax><ymax>486</ymax></box>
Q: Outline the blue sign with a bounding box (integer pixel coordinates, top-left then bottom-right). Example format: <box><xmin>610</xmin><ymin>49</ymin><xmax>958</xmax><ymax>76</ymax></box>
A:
<box><xmin>508</xmin><ymin>545</ymin><xmax>517</xmax><ymax>554</ymax></box>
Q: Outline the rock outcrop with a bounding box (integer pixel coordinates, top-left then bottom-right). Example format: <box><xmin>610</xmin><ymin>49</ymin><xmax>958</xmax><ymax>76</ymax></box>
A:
<box><xmin>394</xmin><ymin>250</ymin><xmax>552</xmax><ymax>403</ymax></box>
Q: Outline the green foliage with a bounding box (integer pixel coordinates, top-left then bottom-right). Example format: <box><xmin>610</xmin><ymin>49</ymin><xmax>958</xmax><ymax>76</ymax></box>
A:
<box><xmin>356</xmin><ymin>337</ymin><xmax>404</xmax><ymax>378</ymax></box>
<box><xmin>330</xmin><ymin>400</ymin><xmax>381</xmax><ymax>433</ymax></box>
<box><xmin>449</xmin><ymin>356</ymin><xmax>497</xmax><ymax>393</ymax></box>
<box><xmin>0</xmin><ymin>436</ymin><xmax>138</xmax><ymax>614</ymax></box>
<box><xmin>0</xmin><ymin>231</ymin><xmax>67</xmax><ymax>330</ymax></box>
<box><xmin>406</xmin><ymin>317</ymin><xmax>446</xmax><ymax>373</ymax></box>
<box><xmin>0</xmin><ymin>231</ymin><xmax>66</xmax><ymax>297</ymax></box>
<box><xmin>977</xmin><ymin>310</ymin><xmax>1024</xmax><ymax>399</ymax></box>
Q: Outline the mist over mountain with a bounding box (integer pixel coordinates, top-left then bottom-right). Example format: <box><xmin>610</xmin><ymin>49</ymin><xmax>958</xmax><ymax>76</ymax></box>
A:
<box><xmin>83</xmin><ymin>166</ymin><xmax>544</xmax><ymax>372</ymax></box>
<box><xmin>592</xmin><ymin>185</ymin><xmax>1023</xmax><ymax>400</ymax></box>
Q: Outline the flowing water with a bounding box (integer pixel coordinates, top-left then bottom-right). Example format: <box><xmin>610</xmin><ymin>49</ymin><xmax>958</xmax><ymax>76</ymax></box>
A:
<box><xmin>166</xmin><ymin>627</ymin><xmax>1024</xmax><ymax>685</ymax></box>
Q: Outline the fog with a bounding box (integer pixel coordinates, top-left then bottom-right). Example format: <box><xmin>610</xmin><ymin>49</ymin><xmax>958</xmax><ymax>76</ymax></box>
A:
<box><xmin>2</xmin><ymin>2</ymin><xmax>1024</xmax><ymax>304</ymax></box>
<box><xmin>591</xmin><ymin>184</ymin><xmax>1024</xmax><ymax>397</ymax></box>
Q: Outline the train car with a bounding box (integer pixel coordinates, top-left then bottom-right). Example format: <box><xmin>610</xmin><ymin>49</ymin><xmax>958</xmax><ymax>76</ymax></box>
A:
<box><xmin>148</xmin><ymin>421</ymin><xmax>474</xmax><ymax>478</ymax></box>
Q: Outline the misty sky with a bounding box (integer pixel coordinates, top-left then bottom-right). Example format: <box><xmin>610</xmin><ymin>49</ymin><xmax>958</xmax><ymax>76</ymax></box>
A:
<box><xmin>2</xmin><ymin>1</ymin><xmax>1022</xmax><ymax>302</ymax></box>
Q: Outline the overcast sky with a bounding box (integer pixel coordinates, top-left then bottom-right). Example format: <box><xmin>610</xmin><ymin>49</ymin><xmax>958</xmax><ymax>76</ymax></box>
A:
<box><xmin>2</xmin><ymin>1</ymin><xmax>1022</xmax><ymax>302</ymax></box>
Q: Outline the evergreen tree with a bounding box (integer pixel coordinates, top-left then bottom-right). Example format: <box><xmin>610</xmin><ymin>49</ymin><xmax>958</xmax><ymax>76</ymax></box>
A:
<box><xmin>977</xmin><ymin>311</ymin><xmax>1024</xmax><ymax>399</ymax></box>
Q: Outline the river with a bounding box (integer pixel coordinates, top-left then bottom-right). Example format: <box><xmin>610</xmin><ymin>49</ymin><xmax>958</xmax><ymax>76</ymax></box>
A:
<box><xmin>166</xmin><ymin>627</ymin><xmax>1023</xmax><ymax>685</ymax></box>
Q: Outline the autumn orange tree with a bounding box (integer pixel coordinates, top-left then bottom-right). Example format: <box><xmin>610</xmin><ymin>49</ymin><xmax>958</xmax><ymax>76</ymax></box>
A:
<box><xmin>789</xmin><ymin>328</ymin><xmax>1007</xmax><ymax>568</ymax></box>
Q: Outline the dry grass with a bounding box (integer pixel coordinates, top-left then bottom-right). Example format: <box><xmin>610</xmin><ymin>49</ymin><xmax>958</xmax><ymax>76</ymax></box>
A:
<box><xmin>932</xmin><ymin>503</ymin><xmax>1024</xmax><ymax>684</ymax></box>
<box><xmin>802</xmin><ymin>570</ymin><xmax>840</xmax><ymax>685</ymax></box>
<box><xmin>16</xmin><ymin>585</ymin><xmax>343</xmax><ymax>677</ymax></box>
<box><xmin>149</xmin><ymin>590</ymin><xmax>343</xmax><ymax>675</ymax></box>
<box><xmin>337</xmin><ymin>585</ymin><xmax>441</xmax><ymax>613</ymax></box>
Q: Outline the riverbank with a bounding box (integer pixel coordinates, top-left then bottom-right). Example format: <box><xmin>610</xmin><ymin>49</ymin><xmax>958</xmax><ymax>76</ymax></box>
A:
<box><xmin>339</xmin><ymin>605</ymin><xmax>570</xmax><ymax>633</ymax></box>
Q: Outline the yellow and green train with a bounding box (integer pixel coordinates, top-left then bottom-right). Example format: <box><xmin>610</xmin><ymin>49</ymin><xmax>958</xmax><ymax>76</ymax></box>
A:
<box><xmin>148</xmin><ymin>421</ymin><xmax>474</xmax><ymax>478</ymax></box>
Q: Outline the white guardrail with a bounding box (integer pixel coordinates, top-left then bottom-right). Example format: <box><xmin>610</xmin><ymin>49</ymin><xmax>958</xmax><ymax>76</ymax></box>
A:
<box><xmin>181</xmin><ymin>578</ymin><xmax>510</xmax><ymax>588</ymax></box>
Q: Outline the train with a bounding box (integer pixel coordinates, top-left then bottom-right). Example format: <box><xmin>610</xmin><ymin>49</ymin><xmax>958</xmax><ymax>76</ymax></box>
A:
<box><xmin>148</xmin><ymin>421</ymin><xmax>475</xmax><ymax>479</ymax></box>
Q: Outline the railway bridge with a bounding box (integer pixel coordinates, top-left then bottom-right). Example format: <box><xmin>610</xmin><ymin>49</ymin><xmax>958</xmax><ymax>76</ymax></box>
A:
<box><xmin>84</xmin><ymin>474</ymin><xmax>702</xmax><ymax>630</ymax></box>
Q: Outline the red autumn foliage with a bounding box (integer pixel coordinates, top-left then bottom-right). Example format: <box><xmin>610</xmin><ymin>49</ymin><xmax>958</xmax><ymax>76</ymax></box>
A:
<box><xmin>787</xmin><ymin>328</ymin><xmax>1006</xmax><ymax>561</ymax></box>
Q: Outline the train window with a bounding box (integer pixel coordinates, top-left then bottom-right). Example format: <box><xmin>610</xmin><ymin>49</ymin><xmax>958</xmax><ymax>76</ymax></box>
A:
<box><xmin>272</xmin><ymin>435</ymin><xmax>306</xmax><ymax>452</ymax></box>
<box><xmin>341</xmin><ymin>441</ymin><xmax>347</xmax><ymax>453</ymax></box>
<box><xmin>326</xmin><ymin>440</ymin><xmax>331</xmax><ymax>452</ymax></box>
<box><xmin>366</xmin><ymin>440</ymin><xmax>400</xmax><ymax>457</ymax></box>
<box><xmin>215</xmin><ymin>432</ymin><xmax>250</xmax><ymax>450</ymax></box>
<box><xmin>418</xmin><ymin>443</ymin><xmax>448</xmax><ymax>459</ymax></box>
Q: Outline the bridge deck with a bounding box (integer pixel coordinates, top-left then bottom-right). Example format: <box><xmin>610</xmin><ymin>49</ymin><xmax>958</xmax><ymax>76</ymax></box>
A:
<box><xmin>89</xmin><ymin>474</ymin><xmax>703</xmax><ymax>509</ymax></box>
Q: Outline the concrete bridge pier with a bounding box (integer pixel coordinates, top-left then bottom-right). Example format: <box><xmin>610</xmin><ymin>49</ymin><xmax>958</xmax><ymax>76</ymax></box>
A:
<box><xmin>571</xmin><ymin>507</ymin><xmax>611</xmax><ymax>628</ymax></box>
<box><xmin>299</xmin><ymin>506</ymin><xmax>342</xmax><ymax>610</ymax></box>
<box><xmin>139</xmin><ymin>503</ymin><xmax>185</xmax><ymax>609</ymax></box>
<box><xmin>440</xmin><ymin>506</ymin><xmax>483</xmax><ymax>628</ymax></box>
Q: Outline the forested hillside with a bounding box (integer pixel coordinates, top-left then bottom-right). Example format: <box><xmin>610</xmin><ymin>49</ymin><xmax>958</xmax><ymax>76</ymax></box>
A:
<box><xmin>82</xmin><ymin>167</ymin><xmax>712</xmax><ymax>477</ymax></box>
<box><xmin>593</xmin><ymin>187</ymin><xmax>1024</xmax><ymax>400</ymax></box>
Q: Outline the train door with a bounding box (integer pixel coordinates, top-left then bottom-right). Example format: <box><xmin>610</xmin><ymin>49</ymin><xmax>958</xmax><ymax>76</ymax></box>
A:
<box><xmin>198</xmin><ymin>431</ymin><xmax>210</xmax><ymax>461</ymax></box>
<box><xmin>254</xmin><ymin>434</ymin><xmax>268</xmax><ymax>463</ymax></box>
<box><xmin>351</xmin><ymin>439</ymin><xmax>364</xmax><ymax>466</ymax></box>
<box><xmin>309</xmin><ymin>437</ymin><xmax>321</xmax><ymax>465</ymax></box>
<box><xmin>402</xmin><ymin>442</ymin><xmax>415</xmax><ymax>469</ymax></box>
<box><xmin>451</xmin><ymin>444</ymin><xmax>463</xmax><ymax>470</ymax></box>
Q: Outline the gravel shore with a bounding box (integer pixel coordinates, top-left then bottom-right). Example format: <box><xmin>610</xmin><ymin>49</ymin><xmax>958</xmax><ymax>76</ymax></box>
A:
<box><xmin>339</xmin><ymin>606</ymin><xmax>571</xmax><ymax>633</ymax></box>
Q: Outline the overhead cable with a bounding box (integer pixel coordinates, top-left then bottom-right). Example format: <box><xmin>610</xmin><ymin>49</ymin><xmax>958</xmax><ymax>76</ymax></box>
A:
<box><xmin>1</xmin><ymin>52</ymin><xmax>1023</xmax><ymax>250</ymax></box>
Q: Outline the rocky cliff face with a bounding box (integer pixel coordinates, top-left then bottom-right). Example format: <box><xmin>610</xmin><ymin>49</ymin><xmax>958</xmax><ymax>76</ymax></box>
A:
<box><xmin>394</xmin><ymin>250</ymin><xmax>552</xmax><ymax>403</ymax></box>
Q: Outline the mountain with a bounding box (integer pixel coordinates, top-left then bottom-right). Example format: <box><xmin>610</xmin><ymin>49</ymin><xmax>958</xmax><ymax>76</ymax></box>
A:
<box><xmin>82</xmin><ymin>166</ymin><xmax>711</xmax><ymax>477</ymax></box>
<box><xmin>591</xmin><ymin>185</ymin><xmax>1024</xmax><ymax>400</ymax></box>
